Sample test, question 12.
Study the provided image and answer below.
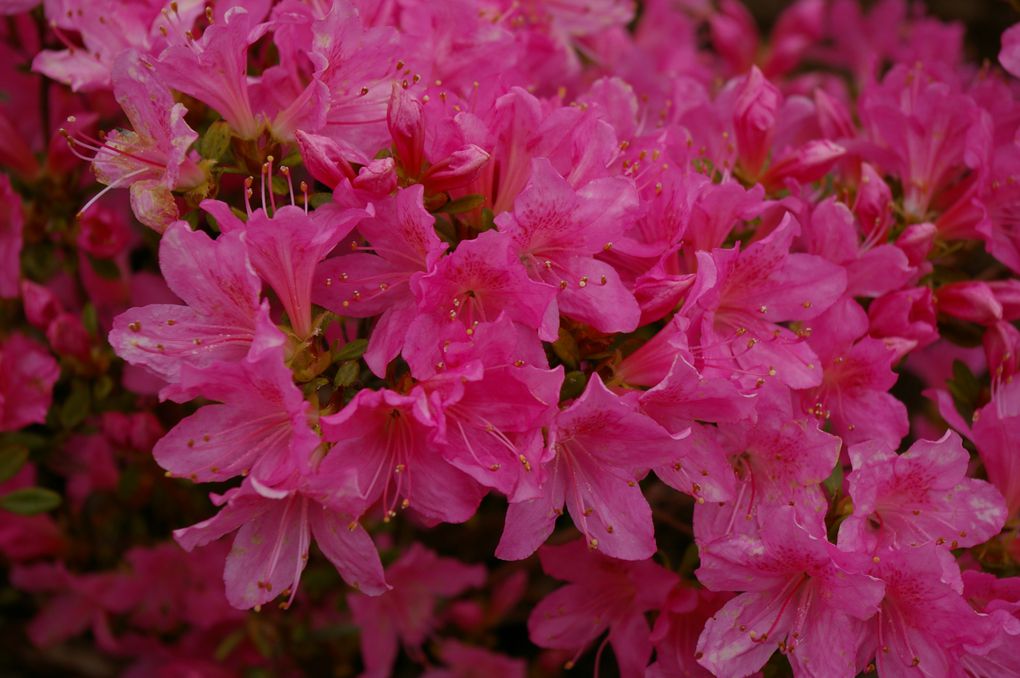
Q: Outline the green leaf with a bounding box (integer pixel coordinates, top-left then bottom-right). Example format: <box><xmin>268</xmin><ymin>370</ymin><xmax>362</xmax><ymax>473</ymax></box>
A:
<box><xmin>0</xmin><ymin>445</ymin><xmax>28</xmax><ymax>484</ymax></box>
<box><xmin>81</xmin><ymin>303</ymin><xmax>99</xmax><ymax>336</ymax></box>
<box><xmin>0</xmin><ymin>487</ymin><xmax>62</xmax><ymax>515</ymax></box>
<box><xmin>947</xmin><ymin>359</ymin><xmax>981</xmax><ymax>423</ymax></box>
<box><xmin>60</xmin><ymin>380</ymin><xmax>91</xmax><ymax>430</ymax></box>
<box><xmin>334</xmin><ymin>361</ymin><xmax>360</xmax><ymax>388</ymax></box>
<box><xmin>199</xmin><ymin>121</ymin><xmax>233</xmax><ymax>160</ymax></box>
<box><xmin>334</xmin><ymin>338</ymin><xmax>368</xmax><ymax>361</ymax></box>
<box><xmin>310</xmin><ymin>192</ymin><xmax>333</xmax><ymax>208</ymax></box>
<box><xmin>823</xmin><ymin>460</ymin><xmax>844</xmax><ymax>499</ymax></box>
<box><xmin>437</xmin><ymin>193</ymin><xmax>485</xmax><ymax>214</ymax></box>
<box><xmin>93</xmin><ymin>374</ymin><xmax>114</xmax><ymax>401</ymax></box>
<box><xmin>560</xmin><ymin>370</ymin><xmax>587</xmax><ymax>401</ymax></box>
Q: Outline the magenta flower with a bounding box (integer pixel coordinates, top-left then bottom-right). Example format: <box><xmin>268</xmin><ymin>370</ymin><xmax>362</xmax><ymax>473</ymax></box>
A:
<box><xmin>313</xmin><ymin>185</ymin><xmax>447</xmax><ymax>375</ymax></box>
<box><xmin>175</xmin><ymin>478</ymin><xmax>388</xmax><ymax>610</ymax></box>
<box><xmin>690</xmin><ymin>214</ymin><xmax>847</xmax><ymax>390</ymax></box>
<box><xmin>152</xmin><ymin>326</ymin><xmax>318</xmax><ymax>487</ymax></box>
<box><xmin>419</xmin><ymin>314</ymin><xmax>563</xmax><ymax>501</ymax></box>
<box><xmin>319</xmin><ymin>386</ymin><xmax>486</xmax><ymax>525</ymax></box>
<box><xmin>497</xmin><ymin>374</ymin><xmax>681</xmax><ymax>561</ymax></box>
<box><xmin>494</xmin><ymin>158</ymin><xmax>641</xmax><ymax>332</ymax></box>
<box><xmin>839</xmin><ymin>432</ymin><xmax>1006</xmax><ymax>553</ymax></box>
<box><xmin>348</xmin><ymin>543</ymin><xmax>485</xmax><ymax>678</ymax></box>
<box><xmin>528</xmin><ymin>538</ymin><xmax>677</xmax><ymax>678</ymax></box>
<box><xmin>404</xmin><ymin>229</ymin><xmax>557</xmax><ymax>378</ymax></box>
<box><xmin>799</xmin><ymin>298</ymin><xmax>908</xmax><ymax>447</ymax></box>
<box><xmin>694</xmin><ymin>385</ymin><xmax>841</xmax><ymax>539</ymax></box>
<box><xmin>155</xmin><ymin>8</ymin><xmax>264</xmax><ymax>139</ymax></box>
<box><xmin>858</xmin><ymin>545</ymin><xmax>998</xmax><ymax>677</ymax></box>
<box><xmin>0</xmin><ymin>332</ymin><xmax>60</xmax><ymax>432</ymax></box>
<box><xmin>109</xmin><ymin>221</ymin><xmax>261</xmax><ymax>388</ymax></box>
<box><xmin>696</xmin><ymin>507</ymin><xmax>884</xmax><ymax>678</ymax></box>
<box><xmin>76</xmin><ymin>50</ymin><xmax>205</xmax><ymax>230</ymax></box>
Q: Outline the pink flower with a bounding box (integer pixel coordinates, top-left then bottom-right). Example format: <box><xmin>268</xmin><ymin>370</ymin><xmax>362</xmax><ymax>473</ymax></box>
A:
<box><xmin>175</xmin><ymin>478</ymin><xmax>388</xmax><ymax>610</ymax></box>
<box><xmin>152</xmin><ymin>325</ymin><xmax>318</xmax><ymax>487</ymax></box>
<box><xmin>422</xmin><ymin>640</ymin><xmax>526</xmax><ymax>678</ymax></box>
<box><xmin>319</xmin><ymin>386</ymin><xmax>486</xmax><ymax>525</ymax></box>
<box><xmin>348</xmin><ymin>543</ymin><xmax>485</xmax><ymax>678</ymax></box>
<box><xmin>799</xmin><ymin>299</ymin><xmax>908</xmax><ymax>447</ymax></box>
<box><xmin>10</xmin><ymin>562</ymin><xmax>132</xmax><ymax>650</ymax></box>
<box><xmin>528</xmin><ymin>538</ymin><xmax>677</xmax><ymax>678</ymax></box>
<box><xmin>695</xmin><ymin>507</ymin><xmax>884</xmax><ymax>678</ymax></box>
<box><xmin>155</xmin><ymin>8</ymin><xmax>265</xmax><ymax>139</ymax></box>
<box><xmin>694</xmin><ymin>385</ymin><xmax>841</xmax><ymax>540</ymax></box>
<box><xmin>858</xmin><ymin>545</ymin><xmax>998</xmax><ymax>677</ymax></box>
<box><xmin>689</xmin><ymin>214</ymin><xmax>846</xmax><ymax>390</ymax></box>
<box><xmin>494</xmin><ymin>158</ymin><xmax>641</xmax><ymax>333</ymax></box>
<box><xmin>497</xmin><ymin>374</ymin><xmax>681</xmax><ymax>561</ymax></box>
<box><xmin>648</xmin><ymin>585</ymin><xmax>734</xmax><ymax>678</ymax></box>
<box><xmin>313</xmin><ymin>185</ymin><xmax>447</xmax><ymax>375</ymax></box>
<box><xmin>214</xmin><ymin>200</ymin><xmax>368</xmax><ymax>339</ymax></box>
<box><xmin>109</xmin><ymin>221</ymin><xmax>261</xmax><ymax>388</ymax></box>
<box><xmin>0</xmin><ymin>332</ymin><xmax>60</xmax><ymax>432</ymax></box>
<box><xmin>1000</xmin><ymin>22</ymin><xmax>1020</xmax><ymax>78</ymax></box>
<box><xmin>70</xmin><ymin>50</ymin><xmax>205</xmax><ymax>231</ymax></box>
<box><xmin>404</xmin><ymin>229</ymin><xmax>558</xmax><ymax>378</ymax></box>
<box><xmin>839</xmin><ymin>432</ymin><xmax>1006</xmax><ymax>553</ymax></box>
<box><xmin>419</xmin><ymin>314</ymin><xmax>563</xmax><ymax>502</ymax></box>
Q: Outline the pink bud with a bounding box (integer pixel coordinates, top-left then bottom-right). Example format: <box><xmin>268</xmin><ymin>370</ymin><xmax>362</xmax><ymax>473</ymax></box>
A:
<box><xmin>422</xmin><ymin>145</ymin><xmax>490</xmax><ymax>193</ymax></box>
<box><xmin>295</xmin><ymin>130</ymin><xmax>356</xmax><ymax>190</ymax></box>
<box><xmin>76</xmin><ymin>207</ymin><xmax>130</xmax><ymax>259</ymax></box>
<box><xmin>814</xmin><ymin>89</ymin><xmax>855</xmax><ymax>140</ymax></box>
<box><xmin>733</xmin><ymin>67</ymin><xmax>780</xmax><ymax>179</ymax></box>
<box><xmin>20</xmin><ymin>281</ymin><xmax>62</xmax><ymax>331</ymax></box>
<box><xmin>387</xmin><ymin>82</ymin><xmax>425</xmax><ymax>176</ymax></box>
<box><xmin>869</xmin><ymin>287</ymin><xmax>938</xmax><ymax>352</ymax></box>
<box><xmin>46</xmin><ymin>312</ymin><xmax>92</xmax><ymax>363</ymax></box>
<box><xmin>895</xmin><ymin>222</ymin><xmax>937</xmax><ymax>267</ymax></box>
<box><xmin>352</xmin><ymin>158</ymin><xmax>397</xmax><ymax>196</ymax></box>
<box><xmin>709</xmin><ymin>0</ymin><xmax>758</xmax><ymax>74</ymax></box>
<box><xmin>854</xmin><ymin>163</ymin><xmax>893</xmax><ymax>243</ymax></box>
<box><xmin>760</xmin><ymin>140</ymin><xmax>845</xmax><ymax>190</ymax></box>
<box><xmin>936</xmin><ymin>281</ymin><xmax>1002</xmax><ymax>325</ymax></box>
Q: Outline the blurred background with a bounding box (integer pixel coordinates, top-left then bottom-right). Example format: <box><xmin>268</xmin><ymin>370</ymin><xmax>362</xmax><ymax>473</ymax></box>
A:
<box><xmin>743</xmin><ymin>0</ymin><xmax>1019</xmax><ymax>61</ymax></box>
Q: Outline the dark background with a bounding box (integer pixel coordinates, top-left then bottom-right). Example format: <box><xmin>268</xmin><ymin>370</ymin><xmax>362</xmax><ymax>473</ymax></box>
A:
<box><xmin>746</xmin><ymin>0</ymin><xmax>1019</xmax><ymax>62</ymax></box>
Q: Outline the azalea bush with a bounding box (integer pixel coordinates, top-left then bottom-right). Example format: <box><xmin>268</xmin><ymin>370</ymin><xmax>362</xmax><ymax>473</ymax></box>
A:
<box><xmin>2</xmin><ymin>0</ymin><xmax>1020</xmax><ymax>676</ymax></box>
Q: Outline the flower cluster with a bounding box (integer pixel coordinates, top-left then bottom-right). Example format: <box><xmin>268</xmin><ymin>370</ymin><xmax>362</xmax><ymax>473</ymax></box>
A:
<box><xmin>3</xmin><ymin>0</ymin><xmax>1020</xmax><ymax>675</ymax></box>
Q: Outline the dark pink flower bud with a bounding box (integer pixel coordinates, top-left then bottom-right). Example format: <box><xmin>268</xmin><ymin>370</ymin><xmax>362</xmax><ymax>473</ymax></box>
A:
<box><xmin>814</xmin><ymin>89</ymin><xmax>856</xmax><ymax>140</ymax></box>
<box><xmin>869</xmin><ymin>287</ymin><xmax>938</xmax><ymax>353</ymax></box>
<box><xmin>46</xmin><ymin>312</ymin><xmax>92</xmax><ymax>363</ymax></box>
<box><xmin>353</xmin><ymin>158</ymin><xmax>397</xmax><ymax>195</ymax></box>
<box><xmin>387</xmin><ymin>82</ymin><xmax>425</xmax><ymax>176</ymax></box>
<box><xmin>734</xmin><ymin>66</ymin><xmax>780</xmax><ymax>179</ymax></box>
<box><xmin>709</xmin><ymin>0</ymin><xmax>758</xmax><ymax>74</ymax></box>
<box><xmin>854</xmin><ymin>163</ymin><xmax>893</xmax><ymax>244</ymax></box>
<box><xmin>20</xmin><ymin>281</ymin><xmax>62</xmax><ymax>331</ymax></box>
<box><xmin>761</xmin><ymin>140</ymin><xmax>845</xmax><ymax>190</ymax></box>
<box><xmin>295</xmin><ymin>130</ymin><xmax>356</xmax><ymax>190</ymax></box>
<box><xmin>896</xmin><ymin>222</ymin><xmax>937</xmax><ymax>267</ymax></box>
<box><xmin>422</xmin><ymin>144</ymin><xmax>490</xmax><ymax>193</ymax></box>
<box><xmin>936</xmin><ymin>281</ymin><xmax>1002</xmax><ymax>325</ymax></box>
<box><xmin>76</xmin><ymin>207</ymin><xmax>130</xmax><ymax>259</ymax></box>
